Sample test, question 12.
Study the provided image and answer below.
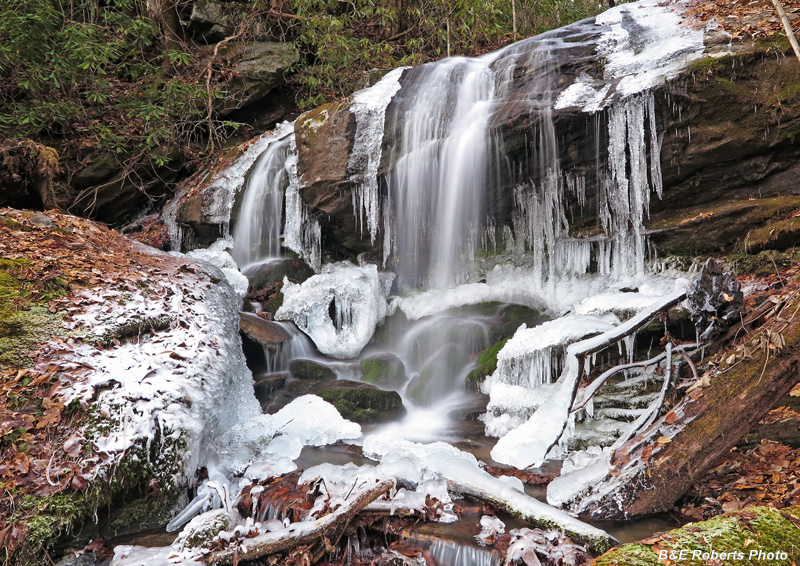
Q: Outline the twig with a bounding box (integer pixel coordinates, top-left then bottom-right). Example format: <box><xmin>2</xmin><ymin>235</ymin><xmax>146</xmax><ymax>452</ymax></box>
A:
<box><xmin>205</xmin><ymin>30</ymin><xmax>245</xmax><ymax>153</ymax></box>
<box><xmin>771</xmin><ymin>0</ymin><xmax>800</xmax><ymax>65</ymax></box>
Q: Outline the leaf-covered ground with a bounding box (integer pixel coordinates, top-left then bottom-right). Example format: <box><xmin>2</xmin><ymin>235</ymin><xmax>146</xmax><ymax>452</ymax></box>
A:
<box><xmin>0</xmin><ymin>208</ymin><xmax>193</xmax><ymax>558</ymax></box>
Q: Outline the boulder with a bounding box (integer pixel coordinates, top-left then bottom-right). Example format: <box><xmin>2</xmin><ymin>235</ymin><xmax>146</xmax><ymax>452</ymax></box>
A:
<box><xmin>289</xmin><ymin>358</ymin><xmax>337</xmax><ymax>381</ymax></box>
<box><xmin>190</xmin><ymin>0</ymin><xmax>230</xmax><ymax>43</ymax></box>
<box><xmin>239</xmin><ymin>312</ymin><xmax>292</xmax><ymax>346</ymax></box>
<box><xmin>245</xmin><ymin>257</ymin><xmax>315</xmax><ymax>293</ymax></box>
<box><xmin>312</xmin><ymin>379</ymin><xmax>405</xmax><ymax>424</ymax></box>
<box><xmin>207</xmin><ymin>42</ymin><xmax>299</xmax><ymax>116</ymax></box>
<box><xmin>360</xmin><ymin>353</ymin><xmax>406</xmax><ymax>390</ymax></box>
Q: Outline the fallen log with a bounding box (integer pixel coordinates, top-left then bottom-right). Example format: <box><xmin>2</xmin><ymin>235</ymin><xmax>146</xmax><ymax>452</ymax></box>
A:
<box><xmin>594</xmin><ymin>506</ymin><xmax>800</xmax><ymax>566</ymax></box>
<box><xmin>209</xmin><ymin>479</ymin><xmax>394</xmax><ymax>565</ymax></box>
<box><xmin>444</xmin><ymin>477</ymin><xmax>617</xmax><ymax>554</ymax></box>
<box><xmin>554</xmin><ymin>290</ymin><xmax>800</xmax><ymax>521</ymax></box>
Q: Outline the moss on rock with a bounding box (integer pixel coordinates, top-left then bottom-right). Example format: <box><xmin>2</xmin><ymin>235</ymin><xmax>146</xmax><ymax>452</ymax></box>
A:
<box><xmin>465</xmin><ymin>338</ymin><xmax>508</xmax><ymax>393</ymax></box>
<box><xmin>314</xmin><ymin>380</ymin><xmax>405</xmax><ymax>423</ymax></box>
<box><xmin>360</xmin><ymin>353</ymin><xmax>406</xmax><ymax>389</ymax></box>
<box><xmin>0</xmin><ymin>259</ymin><xmax>67</xmax><ymax>368</ymax></box>
<box><xmin>595</xmin><ymin>507</ymin><xmax>800</xmax><ymax>566</ymax></box>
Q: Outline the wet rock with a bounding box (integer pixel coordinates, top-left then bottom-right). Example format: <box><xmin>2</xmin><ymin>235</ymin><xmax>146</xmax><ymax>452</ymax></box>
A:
<box><xmin>245</xmin><ymin>257</ymin><xmax>314</xmax><ymax>293</ymax></box>
<box><xmin>239</xmin><ymin>312</ymin><xmax>291</xmax><ymax>372</ymax></box>
<box><xmin>239</xmin><ymin>312</ymin><xmax>291</xmax><ymax>346</ymax></box>
<box><xmin>294</xmin><ymin>103</ymin><xmax>365</xmax><ymax>256</ymax></box>
<box><xmin>312</xmin><ymin>379</ymin><xmax>405</xmax><ymax>424</ymax></box>
<box><xmin>253</xmin><ymin>372</ymin><xmax>287</xmax><ymax>404</ymax></box>
<box><xmin>360</xmin><ymin>353</ymin><xmax>406</xmax><ymax>390</ymax></box>
<box><xmin>448</xmin><ymin>394</ymin><xmax>490</xmax><ymax>421</ymax></box>
<box><xmin>289</xmin><ymin>358</ymin><xmax>337</xmax><ymax>381</ymax></box>
<box><xmin>687</xmin><ymin>258</ymin><xmax>743</xmax><ymax>339</ymax></box>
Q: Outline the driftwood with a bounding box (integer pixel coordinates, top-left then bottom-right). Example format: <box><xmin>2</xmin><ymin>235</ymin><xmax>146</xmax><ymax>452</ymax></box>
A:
<box><xmin>209</xmin><ymin>479</ymin><xmax>393</xmax><ymax>565</ymax></box>
<box><xmin>565</xmin><ymin>291</ymin><xmax>800</xmax><ymax>521</ymax></box>
<box><xmin>443</xmin><ymin>478</ymin><xmax>617</xmax><ymax>554</ymax></box>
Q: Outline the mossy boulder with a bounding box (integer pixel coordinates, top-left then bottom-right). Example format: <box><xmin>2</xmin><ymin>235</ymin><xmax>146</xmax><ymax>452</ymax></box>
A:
<box><xmin>313</xmin><ymin>380</ymin><xmax>405</xmax><ymax>424</ymax></box>
<box><xmin>360</xmin><ymin>353</ymin><xmax>406</xmax><ymax>390</ymax></box>
<box><xmin>743</xmin><ymin>215</ymin><xmax>800</xmax><ymax>253</ymax></box>
<box><xmin>595</xmin><ymin>506</ymin><xmax>800</xmax><ymax>566</ymax></box>
<box><xmin>465</xmin><ymin>338</ymin><xmax>508</xmax><ymax>393</ymax></box>
<box><xmin>289</xmin><ymin>358</ymin><xmax>337</xmax><ymax>381</ymax></box>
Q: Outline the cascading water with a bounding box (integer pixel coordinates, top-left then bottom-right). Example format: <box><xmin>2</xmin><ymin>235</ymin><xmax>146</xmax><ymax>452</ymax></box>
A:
<box><xmin>231</xmin><ymin>122</ymin><xmax>294</xmax><ymax>268</ymax></box>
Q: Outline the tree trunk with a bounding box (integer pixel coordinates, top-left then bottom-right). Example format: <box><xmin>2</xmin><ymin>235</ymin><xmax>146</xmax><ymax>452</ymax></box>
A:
<box><xmin>569</xmin><ymin>292</ymin><xmax>800</xmax><ymax>521</ymax></box>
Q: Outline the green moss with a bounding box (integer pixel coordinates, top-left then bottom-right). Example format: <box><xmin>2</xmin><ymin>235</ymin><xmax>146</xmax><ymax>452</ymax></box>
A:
<box><xmin>727</xmin><ymin>248</ymin><xmax>800</xmax><ymax>276</ymax></box>
<box><xmin>360</xmin><ymin>355</ymin><xmax>405</xmax><ymax>389</ymax></box>
<box><xmin>0</xmin><ymin>259</ymin><xmax>67</xmax><ymax>369</ymax></box>
<box><xmin>317</xmin><ymin>387</ymin><xmax>404</xmax><ymax>423</ymax></box>
<box><xmin>465</xmin><ymin>338</ymin><xmax>508</xmax><ymax>393</ymax></box>
<box><xmin>597</xmin><ymin>507</ymin><xmax>800</xmax><ymax>566</ymax></box>
<box><xmin>289</xmin><ymin>358</ymin><xmax>336</xmax><ymax>380</ymax></box>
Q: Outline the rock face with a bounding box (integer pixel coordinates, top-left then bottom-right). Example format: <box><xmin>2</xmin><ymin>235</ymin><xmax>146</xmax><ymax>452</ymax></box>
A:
<box><xmin>208</xmin><ymin>42</ymin><xmax>299</xmax><ymax>116</ymax></box>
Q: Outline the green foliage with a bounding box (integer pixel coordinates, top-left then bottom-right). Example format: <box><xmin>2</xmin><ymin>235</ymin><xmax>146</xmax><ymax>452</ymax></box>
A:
<box><xmin>0</xmin><ymin>0</ymin><xmax>215</xmax><ymax>167</ymax></box>
<box><xmin>283</xmin><ymin>0</ymin><xmax>613</xmax><ymax>107</ymax></box>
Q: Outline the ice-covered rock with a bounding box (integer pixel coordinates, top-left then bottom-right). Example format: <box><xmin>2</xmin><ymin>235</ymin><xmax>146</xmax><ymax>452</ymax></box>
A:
<box><xmin>275</xmin><ymin>262</ymin><xmax>394</xmax><ymax>358</ymax></box>
<box><xmin>185</xmin><ymin>237</ymin><xmax>249</xmax><ymax>298</ymax></box>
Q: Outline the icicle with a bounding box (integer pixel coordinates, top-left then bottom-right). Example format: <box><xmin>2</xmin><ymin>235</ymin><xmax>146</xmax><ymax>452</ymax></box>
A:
<box><xmin>283</xmin><ymin>137</ymin><xmax>322</xmax><ymax>271</ymax></box>
<box><xmin>348</xmin><ymin>68</ymin><xmax>406</xmax><ymax>245</ymax></box>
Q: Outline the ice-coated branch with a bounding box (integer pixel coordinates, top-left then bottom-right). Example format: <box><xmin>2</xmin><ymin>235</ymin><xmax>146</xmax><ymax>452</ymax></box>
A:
<box><xmin>572</xmin><ymin>342</ymin><xmax>698</xmax><ymax>412</ymax></box>
<box><xmin>209</xmin><ymin>479</ymin><xmax>394</xmax><ymax>565</ymax></box>
<box><xmin>491</xmin><ymin>291</ymin><xmax>687</xmax><ymax>469</ymax></box>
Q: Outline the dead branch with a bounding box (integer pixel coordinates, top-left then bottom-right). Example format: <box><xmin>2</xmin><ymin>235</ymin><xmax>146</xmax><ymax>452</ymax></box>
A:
<box><xmin>444</xmin><ymin>478</ymin><xmax>616</xmax><ymax>553</ymax></box>
<box><xmin>209</xmin><ymin>479</ymin><xmax>393</xmax><ymax>565</ymax></box>
<box><xmin>771</xmin><ymin>0</ymin><xmax>800</xmax><ymax>65</ymax></box>
<box><xmin>572</xmin><ymin>342</ymin><xmax>699</xmax><ymax>412</ymax></box>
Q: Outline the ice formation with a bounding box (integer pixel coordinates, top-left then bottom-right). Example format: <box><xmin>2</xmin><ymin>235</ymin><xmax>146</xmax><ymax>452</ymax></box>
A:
<box><xmin>595</xmin><ymin>0</ymin><xmax>705</xmax><ymax>97</ymax></box>
<box><xmin>62</xmin><ymin>248</ymin><xmax>260</xmax><ymax>486</ymax></box>
<box><xmin>282</xmin><ymin>136</ymin><xmax>322</xmax><ymax>271</ymax></box>
<box><xmin>349</xmin><ymin>67</ymin><xmax>406</xmax><ymax>244</ymax></box>
<box><xmin>490</xmin><ymin>291</ymin><xmax>686</xmax><ymax>469</ymax></box>
<box><xmin>362</xmin><ymin>434</ymin><xmax>613</xmax><ymax>544</ymax></box>
<box><xmin>185</xmin><ymin>237</ymin><xmax>249</xmax><ymax>299</ymax></box>
<box><xmin>488</xmin><ymin>314</ymin><xmax>619</xmax><ymax>390</ymax></box>
<box><xmin>275</xmin><ymin>262</ymin><xmax>394</xmax><ymax>358</ymax></box>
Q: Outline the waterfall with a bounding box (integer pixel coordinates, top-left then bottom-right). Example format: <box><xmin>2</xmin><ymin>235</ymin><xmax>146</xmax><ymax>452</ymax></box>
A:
<box><xmin>231</xmin><ymin>121</ymin><xmax>294</xmax><ymax>268</ymax></box>
<box><xmin>383</xmin><ymin>55</ymin><xmax>498</xmax><ymax>288</ymax></box>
